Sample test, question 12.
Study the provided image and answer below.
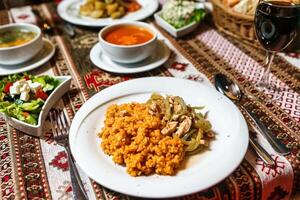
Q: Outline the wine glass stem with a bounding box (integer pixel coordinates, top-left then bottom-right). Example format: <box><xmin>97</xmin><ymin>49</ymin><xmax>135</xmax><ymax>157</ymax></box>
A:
<box><xmin>259</xmin><ymin>51</ymin><xmax>275</xmax><ymax>89</ymax></box>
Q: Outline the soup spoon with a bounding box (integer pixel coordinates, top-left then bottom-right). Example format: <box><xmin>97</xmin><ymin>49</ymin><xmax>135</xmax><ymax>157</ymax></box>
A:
<box><xmin>214</xmin><ymin>73</ymin><xmax>290</xmax><ymax>156</ymax></box>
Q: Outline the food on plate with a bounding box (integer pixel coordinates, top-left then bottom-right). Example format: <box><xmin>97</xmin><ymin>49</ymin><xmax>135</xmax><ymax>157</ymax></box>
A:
<box><xmin>79</xmin><ymin>0</ymin><xmax>142</xmax><ymax>19</ymax></box>
<box><xmin>104</xmin><ymin>25</ymin><xmax>153</xmax><ymax>45</ymax></box>
<box><xmin>160</xmin><ymin>0</ymin><xmax>206</xmax><ymax>29</ymax></box>
<box><xmin>0</xmin><ymin>74</ymin><xmax>60</xmax><ymax>125</ymax></box>
<box><xmin>0</xmin><ymin>29</ymin><xmax>36</xmax><ymax>48</ymax></box>
<box><xmin>99</xmin><ymin>103</ymin><xmax>185</xmax><ymax>176</ymax></box>
<box><xmin>147</xmin><ymin>93</ymin><xmax>214</xmax><ymax>152</ymax></box>
<box><xmin>98</xmin><ymin>93</ymin><xmax>214</xmax><ymax>176</ymax></box>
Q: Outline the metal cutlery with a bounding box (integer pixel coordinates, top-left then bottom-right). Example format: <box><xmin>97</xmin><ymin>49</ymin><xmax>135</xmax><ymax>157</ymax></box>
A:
<box><xmin>32</xmin><ymin>8</ymin><xmax>53</xmax><ymax>35</ymax></box>
<box><xmin>214</xmin><ymin>73</ymin><xmax>290</xmax><ymax>156</ymax></box>
<box><xmin>32</xmin><ymin>8</ymin><xmax>75</xmax><ymax>38</ymax></box>
<box><xmin>49</xmin><ymin>109</ymin><xmax>88</xmax><ymax>200</ymax></box>
<box><xmin>249</xmin><ymin>131</ymin><xmax>275</xmax><ymax>166</ymax></box>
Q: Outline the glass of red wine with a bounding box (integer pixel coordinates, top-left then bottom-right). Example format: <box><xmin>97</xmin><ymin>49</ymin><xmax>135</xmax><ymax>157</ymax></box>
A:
<box><xmin>254</xmin><ymin>0</ymin><xmax>300</xmax><ymax>100</ymax></box>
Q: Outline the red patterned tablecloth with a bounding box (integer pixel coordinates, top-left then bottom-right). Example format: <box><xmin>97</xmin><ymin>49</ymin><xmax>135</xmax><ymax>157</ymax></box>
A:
<box><xmin>0</xmin><ymin>2</ymin><xmax>299</xmax><ymax>200</ymax></box>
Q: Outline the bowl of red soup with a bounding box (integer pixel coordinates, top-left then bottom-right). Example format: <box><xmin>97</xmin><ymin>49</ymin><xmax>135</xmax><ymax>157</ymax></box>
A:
<box><xmin>0</xmin><ymin>23</ymin><xmax>43</xmax><ymax>65</ymax></box>
<box><xmin>99</xmin><ymin>22</ymin><xmax>157</xmax><ymax>64</ymax></box>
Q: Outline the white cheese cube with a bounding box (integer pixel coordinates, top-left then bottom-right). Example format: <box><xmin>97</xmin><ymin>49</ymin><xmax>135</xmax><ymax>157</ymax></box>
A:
<box><xmin>20</xmin><ymin>84</ymin><xmax>30</xmax><ymax>93</ymax></box>
<box><xmin>13</xmin><ymin>81</ymin><xmax>21</xmax><ymax>88</ymax></box>
<box><xmin>18</xmin><ymin>79</ymin><xmax>26</xmax><ymax>85</ymax></box>
<box><xmin>26</xmin><ymin>80</ymin><xmax>32</xmax><ymax>85</ymax></box>
<box><xmin>29</xmin><ymin>82</ymin><xmax>42</xmax><ymax>93</ymax></box>
<box><xmin>20</xmin><ymin>92</ymin><xmax>30</xmax><ymax>101</ymax></box>
<box><xmin>9</xmin><ymin>85</ymin><xmax>20</xmax><ymax>95</ymax></box>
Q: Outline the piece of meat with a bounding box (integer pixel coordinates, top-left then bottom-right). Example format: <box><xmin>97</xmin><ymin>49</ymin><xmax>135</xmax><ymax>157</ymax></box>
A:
<box><xmin>161</xmin><ymin>121</ymin><xmax>178</xmax><ymax>135</ymax></box>
<box><xmin>174</xmin><ymin>116</ymin><xmax>192</xmax><ymax>137</ymax></box>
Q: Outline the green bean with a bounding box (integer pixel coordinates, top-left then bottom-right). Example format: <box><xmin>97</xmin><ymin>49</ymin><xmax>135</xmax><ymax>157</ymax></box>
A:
<box><xmin>181</xmin><ymin>128</ymin><xmax>197</xmax><ymax>141</ymax></box>
<box><xmin>164</xmin><ymin>96</ymin><xmax>171</xmax><ymax>121</ymax></box>
<box><xmin>185</xmin><ymin>138</ymin><xmax>199</xmax><ymax>152</ymax></box>
<box><xmin>192</xmin><ymin>106</ymin><xmax>205</xmax><ymax>110</ymax></box>
<box><xmin>194</xmin><ymin>118</ymin><xmax>212</xmax><ymax>132</ymax></box>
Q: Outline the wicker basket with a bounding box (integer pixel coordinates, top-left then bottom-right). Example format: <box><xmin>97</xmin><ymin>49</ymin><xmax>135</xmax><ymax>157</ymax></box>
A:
<box><xmin>211</xmin><ymin>0</ymin><xmax>260</xmax><ymax>48</ymax></box>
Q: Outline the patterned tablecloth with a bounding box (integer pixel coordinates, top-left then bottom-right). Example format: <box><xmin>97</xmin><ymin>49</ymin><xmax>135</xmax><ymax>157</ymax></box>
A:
<box><xmin>0</xmin><ymin>2</ymin><xmax>300</xmax><ymax>200</ymax></box>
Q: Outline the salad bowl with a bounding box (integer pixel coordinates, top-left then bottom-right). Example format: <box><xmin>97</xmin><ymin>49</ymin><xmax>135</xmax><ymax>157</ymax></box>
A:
<box><xmin>154</xmin><ymin>1</ymin><xmax>206</xmax><ymax>38</ymax></box>
<box><xmin>154</xmin><ymin>11</ymin><xmax>200</xmax><ymax>38</ymax></box>
<box><xmin>0</xmin><ymin>76</ymin><xmax>72</xmax><ymax>137</ymax></box>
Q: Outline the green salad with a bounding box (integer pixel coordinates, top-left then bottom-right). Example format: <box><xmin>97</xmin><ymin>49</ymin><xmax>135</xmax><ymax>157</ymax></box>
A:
<box><xmin>161</xmin><ymin>0</ymin><xmax>206</xmax><ymax>29</ymax></box>
<box><xmin>0</xmin><ymin>73</ymin><xmax>60</xmax><ymax>125</ymax></box>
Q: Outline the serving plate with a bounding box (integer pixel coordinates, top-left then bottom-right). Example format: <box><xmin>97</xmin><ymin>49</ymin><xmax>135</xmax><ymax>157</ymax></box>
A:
<box><xmin>69</xmin><ymin>77</ymin><xmax>249</xmax><ymax>198</ymax></box>
<box><xmin>90</xmin><ymin>40</ymin><xmax>170</xmax><ymax>74</ymax></box>
<box><xmin>57</xmin><ymin>0</ymin><xmax>159</xmax><ymax>27</ymax></box>
<box><xmin>0</xmin><ymin>76</ymin><xmax>72</xmax><ymax>137</ymax></box>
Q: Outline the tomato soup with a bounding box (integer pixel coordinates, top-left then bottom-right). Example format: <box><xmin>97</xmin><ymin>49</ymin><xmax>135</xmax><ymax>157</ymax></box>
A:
<box><xmin>104</xmin><ymin>26</ymin><xmax>153</xmax><ymax>46</ymax></box>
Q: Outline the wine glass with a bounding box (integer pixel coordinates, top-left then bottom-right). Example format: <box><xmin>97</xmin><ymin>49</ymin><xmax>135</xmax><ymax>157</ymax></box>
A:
<box><xmin>254</xmin><ymin>0</ymin><xmax>300</xmax><ymax>100</ymax></box>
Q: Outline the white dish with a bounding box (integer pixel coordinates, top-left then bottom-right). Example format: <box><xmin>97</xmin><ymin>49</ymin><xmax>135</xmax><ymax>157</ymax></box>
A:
<box><xmin>69</xmin><ymin>77</ymin><xmax>249</xmax><ymax>198</ymax></box>
<box><xmin>0</xmin><ymin>38</ymin><xmax>55</xmax><ymax>76</ymax></box>
<box><xmin>0</xmin><ymin>23</ymin><xmax>43</xmax><ymax>65</ymax></box>
<box><xmin>90</xmin><ymin>40</ymin><xmax>170</xmax><ymax>74</ymax></box>
<box><xmin>0</xmin><ymin>76</ymin><xmax>72</xmax><ymax>137</ymax></box>
<box><xmin>99</xmin><ymin>21</ymin><xmax>158</xmax><ymax>63</ymax></box>
<box><xmin>57</xmin><ymin>0</ymin><xmax>159</xmax><ymax>27</ymax></box>
<box><xmin>154</xmin><ymin>11</ymin><xmax>200</xmax><ymax>38</ymax></box>
<box><xmin>154</xmin><ymin>3</ymin><xmax>205</xmax><ymax>38</ymax></box>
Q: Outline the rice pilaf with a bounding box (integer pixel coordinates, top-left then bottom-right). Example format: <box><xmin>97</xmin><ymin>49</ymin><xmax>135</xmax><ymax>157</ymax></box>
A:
<box><xmin>98</xmin><ymin>93</ymin><xmax>214</xmax><ymax>177</ymax></box>
<box><xmin>99</xmin><ymin>103</ymin><xmax>185</xmax><ymax>176</ymax></box>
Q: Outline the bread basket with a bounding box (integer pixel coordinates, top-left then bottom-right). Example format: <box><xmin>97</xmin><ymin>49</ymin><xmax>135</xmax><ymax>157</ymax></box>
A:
<box><xmin>211</xmin><ymin>0</ymin><xmax>260</xmax><ymax>47</ymax></box>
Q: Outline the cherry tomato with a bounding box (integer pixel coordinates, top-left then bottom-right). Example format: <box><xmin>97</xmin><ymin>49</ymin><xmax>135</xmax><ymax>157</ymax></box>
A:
<box><xmin>3</xmin><ymin>82</ymin><xmax>13</xmax><ymax>93</ymax></box>
<box><xmin>23</xmin><ymin>112</ymin><xmax>29</xmax><ymax>117</ymax></box>
<box><xmin>24</xmin><ymin>75</ymin><xmax>30</xmax><ymax>81</ymax></box>
<box><xmin>35</xmin><ymin>88</ymin><xmax>48</xmax><ymax>100</ymax></box>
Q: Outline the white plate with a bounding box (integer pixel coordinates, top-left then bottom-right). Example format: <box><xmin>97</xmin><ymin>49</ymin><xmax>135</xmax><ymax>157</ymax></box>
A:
<box><xmin>58</xmin><ymin>0</ymin><xmax>159</xmax><ymax>27</ymax></box>
<box><xmin>90</xmin><ymin>40</ymin><xmax>170</xmax><ymax>74</ymax></box>
<box><xmin>0</xmin><ymin>39</ymin><xmax>55</xmax><ymax>76</ymax></box>
<box><xmin>1</xmin><ymin>76</ymin><xmax>71</xmax><ymax>137</ymax></box>
<box><xmin>69</xmin><ymin>77</ymin><xmax>249</xmax><ymax>198</ymax></box>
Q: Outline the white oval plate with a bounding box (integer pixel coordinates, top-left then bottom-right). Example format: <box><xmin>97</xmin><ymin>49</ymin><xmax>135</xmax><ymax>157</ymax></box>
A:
<box><xmin>90</xmin><ymin>40</ymin><xmax>170</xmax><ymax>74</ymax></box>
<box><xmin>0</xmin><ymin>39</ymin><xmax>55</xmax><ymax>76</ymax></box>
<box><xmin>58</xmin><ymin>0</ymin><xmax>159</xmax><ymax>27</ymax></box>
<box><xmin>69</xmin><ymin>77</ymin><xmax>249</xmax><ymax>198</ymax></box>
<box><xmin>1</xmin><ymin>76</ymin><xmax>72</xmax><ymax>137</ymax></box>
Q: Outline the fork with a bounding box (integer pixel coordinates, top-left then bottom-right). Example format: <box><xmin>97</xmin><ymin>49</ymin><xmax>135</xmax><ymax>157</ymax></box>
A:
<box><xmin>49</xmin><ymin>109</ymin><xmax>88</xmax><ymax>200</ymax></box>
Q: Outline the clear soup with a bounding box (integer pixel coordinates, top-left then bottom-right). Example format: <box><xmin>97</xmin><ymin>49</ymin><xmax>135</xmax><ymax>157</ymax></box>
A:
<box><xmin>0</xmin><ymin>29</ymin><xmax>36</xmax><ymax>48</ymax></box>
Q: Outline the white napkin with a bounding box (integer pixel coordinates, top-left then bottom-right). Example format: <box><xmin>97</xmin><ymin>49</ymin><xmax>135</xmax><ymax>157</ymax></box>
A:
<box><xmin>10</xmin><ymin>6</ymin><xmax>37</xmax><ymax>24</ymax></box>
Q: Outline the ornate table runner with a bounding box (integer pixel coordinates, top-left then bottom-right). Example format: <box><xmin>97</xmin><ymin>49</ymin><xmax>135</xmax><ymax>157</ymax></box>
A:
<box><xmin>0</xmin><ymin>3</ymin><xmax>299</xmax><ymax>200</ymax></box>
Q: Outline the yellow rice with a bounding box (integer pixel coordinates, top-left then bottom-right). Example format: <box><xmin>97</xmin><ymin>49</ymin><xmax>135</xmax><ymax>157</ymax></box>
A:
<box><xmin>99</xmin><ymin>103</ymin><xmax>185</xmax><ymax>176</ymax></box>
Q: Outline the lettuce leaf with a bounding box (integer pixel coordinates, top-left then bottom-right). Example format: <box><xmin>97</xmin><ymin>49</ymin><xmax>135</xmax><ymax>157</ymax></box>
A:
<box><xmin>163</xmin><ymin>9</ymin><xmax>206</xmax><ymax>29</ymax></box>
<box><xmin>21</xmin><ymin>99</ymin><xmax>44</xmax><ymax>111</ymax></box>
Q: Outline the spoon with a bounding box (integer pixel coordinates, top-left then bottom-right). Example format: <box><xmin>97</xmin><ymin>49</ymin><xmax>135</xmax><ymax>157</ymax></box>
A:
<box><xmin>214</xmin><ymin>74</ymin><xmax>274</xmax><ymax>166</ymax></box>
<box><xmin>214</xmin><ymin>73</ymin><xmax>290</xmax><ymax>156</ymax></box>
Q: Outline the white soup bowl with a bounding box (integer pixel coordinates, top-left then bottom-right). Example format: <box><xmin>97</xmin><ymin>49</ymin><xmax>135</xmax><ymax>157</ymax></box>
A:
<box><xmin>99</xmin><ymin>21</ymin><xmax>157</xmax><ymax>64</ymax></box>
<box><xmin>0</xmin><ymin>23</ymin><xmax>43</xmax><ymax>65</ymax></box>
